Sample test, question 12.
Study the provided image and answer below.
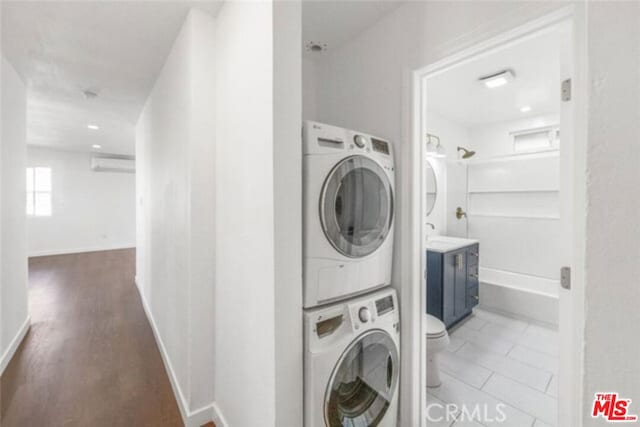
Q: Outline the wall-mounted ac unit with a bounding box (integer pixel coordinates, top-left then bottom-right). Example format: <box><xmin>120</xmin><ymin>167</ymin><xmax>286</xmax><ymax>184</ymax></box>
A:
<box><xmin>91</xmin><ymin>157</ymin><xmax>135</xmax><ymax>173</ymax></box>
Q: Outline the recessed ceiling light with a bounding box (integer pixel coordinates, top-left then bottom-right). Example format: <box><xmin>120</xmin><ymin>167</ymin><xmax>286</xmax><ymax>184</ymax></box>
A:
<box><xmin>87</xmin><ymin>124</ymin><xmax>100</xmax><ymax>130</ymax></box>
<box><xmin>92</xmin><ymin>144</ymin><xmax>102</xmax><ymax>149</ymax></box>
<box><xmin>479</xmin><ymin>70</ymin><xmax>515</xmax><ymax>88</ymax></box>
<box><xmin>520</xmin><ymin>106</ymin><xmax>532</xmax><ymax>112</ymax></box>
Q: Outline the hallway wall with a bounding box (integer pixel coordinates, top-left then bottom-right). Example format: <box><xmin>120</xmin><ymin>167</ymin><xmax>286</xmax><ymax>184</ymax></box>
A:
<box><xmin>26</xmin><ymin>147</ymin><xmax>135</xmax><ymax>256</ymax></box>
<box><xmin>0</xmin><ymin>56</ymin><xmax>29</xmax><ymax>373</ymax></box>
<box><xmin>136</xmin><ymin>8</ymin><xmax>216</xmax><ymax>425</ymax></box>
<box><xmin>136</xmin><ymin>5</ymin><xmax>302</xmax><ymax>426</ymax></box>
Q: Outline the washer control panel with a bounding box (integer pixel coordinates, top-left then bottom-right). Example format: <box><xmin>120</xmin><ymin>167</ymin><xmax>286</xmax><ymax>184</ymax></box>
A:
<box><xmin>358</xmin><ymin>307</ymin><xmax>371</xmax><ymax>323</ymax></box>
<box><xmin>348</xmin><ymin>290</ymin><xmax>398</xmax><ymax>331</ymax></box>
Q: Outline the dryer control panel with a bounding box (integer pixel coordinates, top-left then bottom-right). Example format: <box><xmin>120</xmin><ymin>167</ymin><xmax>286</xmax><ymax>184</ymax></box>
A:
<box><xmin>303</xmin><ymin>120</ymin><xmax>394</xmax><ymax>164</ymax></box>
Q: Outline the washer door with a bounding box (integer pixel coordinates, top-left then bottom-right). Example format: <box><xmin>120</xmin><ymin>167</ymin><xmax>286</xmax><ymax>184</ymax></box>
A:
<box><xmin>321</xmin><ymin>156</ymin><xmax>394</xmax><ymax>258</ymax></box>
<box><xmin>325</xmin><ymin>330</ymin><xmax>399</xmax><ymax>427</ymax></box>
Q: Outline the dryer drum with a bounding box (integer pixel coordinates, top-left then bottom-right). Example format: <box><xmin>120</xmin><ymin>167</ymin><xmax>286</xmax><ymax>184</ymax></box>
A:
<box><xmin>320</xmin><ymin>155</ymin><xmax>394</xmax><ymax>258</ymax></box>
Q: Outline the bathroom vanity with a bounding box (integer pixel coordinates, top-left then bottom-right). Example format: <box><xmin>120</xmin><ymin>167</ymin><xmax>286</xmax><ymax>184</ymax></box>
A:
<box><xmin>426</xmin><ymin>237</ymin><xmax>479</xmax><ymax>328</ymax></box>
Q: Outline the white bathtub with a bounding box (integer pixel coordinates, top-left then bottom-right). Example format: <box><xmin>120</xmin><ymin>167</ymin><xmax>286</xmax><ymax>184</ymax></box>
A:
<box><xmin>478</xmin><ymin>267</ymin><xmax>559</xmax><ymax>327</ymax></box>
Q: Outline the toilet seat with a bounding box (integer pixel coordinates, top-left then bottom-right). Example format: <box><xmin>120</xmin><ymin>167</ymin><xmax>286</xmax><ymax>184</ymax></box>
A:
<box><xmin>426</xmin><ymin>314</ymin><xmax>446</xmax><ymax>338</ymax></box>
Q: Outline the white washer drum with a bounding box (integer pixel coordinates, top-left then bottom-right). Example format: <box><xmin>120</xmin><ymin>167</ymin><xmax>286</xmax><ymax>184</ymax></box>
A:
<box><xmin>303</xmin><ymin>121</ymin><xmax>395</xmax><ymax>308</ymax></box>
<box><xmin>304</xmin><ymin>287</ymin><xmax>400</xmax><ymax>427</ymax></box>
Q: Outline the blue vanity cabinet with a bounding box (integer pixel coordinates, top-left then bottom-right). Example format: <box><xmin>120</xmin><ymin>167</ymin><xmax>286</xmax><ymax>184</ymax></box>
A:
<box><xmin>427</xmin><ymin>243</ymin><xmax>479</xmax><ymax>328</ymax></box>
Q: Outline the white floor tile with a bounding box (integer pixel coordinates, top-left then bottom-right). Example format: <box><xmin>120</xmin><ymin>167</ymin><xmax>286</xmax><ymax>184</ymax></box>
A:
<box><xmin>452</xmin><ymin>417</ymin><xmax>487</xmax><ymax>427</ymax></box>
<box><xmin>483</xmin><ymin>374</ymin><xmax>557</xmax><ymax>426</ymax></box>
<box><xmin>430</xmin><ymin>372</ymin><xmax>535</xmax><ymax>427</ymax></box>
<box><xmin>457</xmin><ymin>343</ymin><xmax>552</xmax><ymax>392</ymax></box>
<box><xmin>546</xmin><ymin>375</ymin><xmax>557</xmax><ymax>398</ymax></box>
<box><xmin>448</xmin><ymin>335</ymin><xmax>467</xmax><ymax>353</ymax></box>
<box><xmin>507</xmin><ymin>345</ymin><xmax>558</xmax><ymax>374</ymax></box>
<box><xmin>451</xmin><ymin>325</ymin><xmax>515</xmax><ymax>356</ymax></box>
<box><xmin>473</xmin><ymin>309</ymin><xmax>529</xmax><ymax>333</ymax></box>
<box><xmin>427</xmin><ymin>392</ymin><xmax>457</xmax><ymax>427</ymax></box>
<box><xmin>439</xmin><ymin>350</ymin><xmax>493</xmax><ymax>389</ymax></box>
<box><xmin>517</xmin><ymin>325</ymin><xmax>558</xmax><ymax>357</ymax></box>
<box><xmin>461</xmin><ymin>315</ymin><xmax>488</xmax><ymax>331</ymax></box>
<box><xmin>480</xmin><ymin>322</ymin><xmax>526</xmax><ymax>343</ymax></box>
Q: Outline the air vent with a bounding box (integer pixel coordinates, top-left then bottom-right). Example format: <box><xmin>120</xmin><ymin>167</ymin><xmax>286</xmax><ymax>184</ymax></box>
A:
<box><xmin>91</xmin><ymin>157</ymin><xmax>135</xmax><ymax>173</ymax></box>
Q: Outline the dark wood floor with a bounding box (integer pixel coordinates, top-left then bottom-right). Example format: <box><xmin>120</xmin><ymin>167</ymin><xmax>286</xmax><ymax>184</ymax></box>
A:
<box><xmin>0</xmin><ymin>249</ymin><xmax>183</xmax><ymax>426</ymax></box>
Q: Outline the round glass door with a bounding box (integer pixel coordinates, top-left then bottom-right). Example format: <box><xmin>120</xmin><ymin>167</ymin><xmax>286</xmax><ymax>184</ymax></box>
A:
<box><xmin>325</xmin><ymin>330</ymin><xmax>399</xmax><ymax>427</ymax></box>
<box><xmin>320</xmin><ymin>156</ymin><xmax>393</xmax><ymax>258</ymax></box>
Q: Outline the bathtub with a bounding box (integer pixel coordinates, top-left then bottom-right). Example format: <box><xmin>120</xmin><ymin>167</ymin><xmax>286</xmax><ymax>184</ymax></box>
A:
<box><xmin>478</xmin><ymin>267</ymin><xmax>559</xmax><ymax>327</ymax></box>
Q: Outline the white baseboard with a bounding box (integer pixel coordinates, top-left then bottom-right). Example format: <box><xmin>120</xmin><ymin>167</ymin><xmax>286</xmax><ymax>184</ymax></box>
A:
<box><xmin>135</xmin><ymin>282</ymin><xmax>215</xmax><ymax>427</ymax></box>
<box><xmin>212</xmin><ymin>403</ymin><xmax>229</xmax><ymax>427</ymax></box>
<box><xmin>1</xmin><ymin>316</ymin><xmax>31</xmax><ymax>375</ymax></box>
<box><xmin>29</xmin><ymin>244</ymin><xmax>136</xmax><ymax>258</ymax></box>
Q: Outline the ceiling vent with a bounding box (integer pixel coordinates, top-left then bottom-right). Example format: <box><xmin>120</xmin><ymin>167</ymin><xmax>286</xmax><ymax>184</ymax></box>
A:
<box><xmin>305</xmin><ymin>41</ymin><xmax>327</xmax><ymax>52</ymax></box>
<box><xmin>91</xmin><ymin>157</ymin><xmax>135</xmax><ymax>173</ymax></box>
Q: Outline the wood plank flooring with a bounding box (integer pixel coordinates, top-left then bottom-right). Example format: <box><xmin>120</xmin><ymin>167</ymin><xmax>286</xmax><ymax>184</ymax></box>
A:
<box><xmin>0</xmin><ymin>249</ymin><xmax>184</xmax><ymax>426</ymax></box>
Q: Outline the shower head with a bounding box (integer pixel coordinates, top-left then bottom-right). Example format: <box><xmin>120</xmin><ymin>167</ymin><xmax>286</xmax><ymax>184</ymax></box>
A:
<box><xmin>457</xmin><ymin>146</ymin><xmax>476</xmax><ymax>159</ymax></box>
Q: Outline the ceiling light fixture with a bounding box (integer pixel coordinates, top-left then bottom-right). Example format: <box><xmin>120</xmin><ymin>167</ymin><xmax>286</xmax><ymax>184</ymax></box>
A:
<box><xmin>92</xmin><ymin>144</ymin><xmax>102</xmax><ymax>149</ymax></box>
<box><xmin>87</xmin><ymin>124</ymin><xmax>100</xmax><ymax>130</ymax></box>
<box><xmin>479</xmin><ymin>69</ymin><xmax>515</xmax><ymax>88</ymax></box>
<box><xmin>520</xmin><ymin>106</ymin><xmax>532</xmax><ymax>112</ymax></box>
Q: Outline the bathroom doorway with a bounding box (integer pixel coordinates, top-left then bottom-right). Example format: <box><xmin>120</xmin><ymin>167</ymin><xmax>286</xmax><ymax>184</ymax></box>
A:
<box><xmin>412</xmin><ymin>8</ymin><xmax>585</xmax><ymax>427</ymax></box>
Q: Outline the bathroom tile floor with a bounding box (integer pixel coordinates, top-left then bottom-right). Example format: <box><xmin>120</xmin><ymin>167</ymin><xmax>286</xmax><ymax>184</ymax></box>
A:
<box><xmin>427</xmin><ymin>309</ymin><xmax>558</xmax><ymax>427</ymax></box>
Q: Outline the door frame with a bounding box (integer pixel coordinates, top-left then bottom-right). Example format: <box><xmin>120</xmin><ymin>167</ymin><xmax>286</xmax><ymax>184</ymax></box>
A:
<box><xmin>406</xmin><ymin>5</ymin><xmax>586</xmax><ymax>426</ymax></box>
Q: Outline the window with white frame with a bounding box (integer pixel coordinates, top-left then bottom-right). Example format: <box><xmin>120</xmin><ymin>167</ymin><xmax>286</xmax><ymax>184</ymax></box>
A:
<box><xmin>26</xmin><ymin>167</ymin><xmax>52</xmax><ymax>216</ymax></box>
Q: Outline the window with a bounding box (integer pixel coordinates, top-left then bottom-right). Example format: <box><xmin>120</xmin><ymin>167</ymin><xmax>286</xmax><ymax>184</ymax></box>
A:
<box><xmin>511</xmin><ymin>125</ymin><xmax>560</xmax><ymax>153</ymax></box>
<box><xmin>26</xmin><ymin>167</ymin><xmax>52</xmax><ymax>216</ymax></box>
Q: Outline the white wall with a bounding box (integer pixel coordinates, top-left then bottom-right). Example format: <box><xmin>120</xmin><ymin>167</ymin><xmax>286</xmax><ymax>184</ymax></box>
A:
<box><xmin>136</xmin><ymin>8</ymin><xmax>216</xmax><ymax>424</ymax></box>
<box><xmin>1</xmin><ymin>56</ymin><xmax>29</xmax><ymax>373</ymax></box>
<box><xmin>273</xmin><ymin>2</ymin><xmax>303</xmax><ymax>426</ymax></box>
<box><xmin>302</xmin><ymin>56</ymin><xmax>318</xmax><ymax>120</ymax></box>
<box><xmin>26</xmin><ymin>147</ymin><xmax>135</xmax><ymax>256</ymax></box>
<box><xmin>583</xmin><ymin>2</ymin><xmax>640</xmax><ymax>425</ymax></box>
<box><xmin>212</xmin><ymin>2</ymin><xmax>276</xmax><ymax>425</ymax></box>
<box><xmin>137</xmin><ymin>4</ymin><xmax>302</xmax><ymax>427</ymax></box>
<box><xmin>465</xmin><ymin>115</ymin><xmax>563</xmax><ymax>289</ymax></box>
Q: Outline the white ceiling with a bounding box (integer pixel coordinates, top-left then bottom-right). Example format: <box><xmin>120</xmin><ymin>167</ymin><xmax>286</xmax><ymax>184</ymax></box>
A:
<box><xmin>2</xmin><ymin>1</ymin><xmax>222</xmax><ymax>156</ymax></box>
<box><xmin>426</xmin><ymin>25</ymin><xmax>569</xmax><ymax>127</ymax></box>
<box><xmin>302</xmin><ymin>0</ymin><xmax>403</xmax><ymax>55</ymax></box>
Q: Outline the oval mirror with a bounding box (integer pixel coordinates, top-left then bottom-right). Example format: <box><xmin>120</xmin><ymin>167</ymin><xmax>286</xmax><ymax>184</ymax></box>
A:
<box><xmin>425</xmin><ymin>161</ymin><xmax>437</xmax><ymax>216</ymax></box>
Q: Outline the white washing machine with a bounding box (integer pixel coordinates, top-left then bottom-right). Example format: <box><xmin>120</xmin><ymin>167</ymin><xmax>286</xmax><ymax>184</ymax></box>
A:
<box><xmin>303</xmin><ymin>121</ymin><xmax>395</xmax><ymax>308</ymax></box>
<box><xmin>304</xmin><ymin>287</ymin><xmax>400</xmax><ymax>427</ymax></box>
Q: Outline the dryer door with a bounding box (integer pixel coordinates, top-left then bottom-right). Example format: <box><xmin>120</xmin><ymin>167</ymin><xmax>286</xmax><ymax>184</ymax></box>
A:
<box><xmin>321</xmin><ymin>156</ymin><xmax>394</xmax><ymax>258</ymax></box>
<box><xmin>325</xmin><ymin>330</ymin><xmax>399</xmax><ymax>427</ymax></box>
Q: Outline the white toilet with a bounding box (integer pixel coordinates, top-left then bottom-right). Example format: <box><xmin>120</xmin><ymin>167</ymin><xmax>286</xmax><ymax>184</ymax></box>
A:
<box><xmin>426</xmin><ymin>314</ymin><xmax>449</xmax><ymax>388</ymax></box>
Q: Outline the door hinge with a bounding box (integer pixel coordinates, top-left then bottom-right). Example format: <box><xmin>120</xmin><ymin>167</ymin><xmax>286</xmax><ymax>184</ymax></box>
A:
<box><xmin>561</xmin><ymin>78</ymin><xmax>572</xmax><ymax>102</ymax></box>
<box><xmin>561</xmin><ymin>266</ymin><xmax>571</xmax><ymax>290</ymax></box>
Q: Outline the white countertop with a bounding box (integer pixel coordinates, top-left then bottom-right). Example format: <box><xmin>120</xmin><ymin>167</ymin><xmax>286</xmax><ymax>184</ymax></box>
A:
<box><xmin>425</xmin><ymin>236</ymin><xmax>478</xmax><ymax>253</ymax></box>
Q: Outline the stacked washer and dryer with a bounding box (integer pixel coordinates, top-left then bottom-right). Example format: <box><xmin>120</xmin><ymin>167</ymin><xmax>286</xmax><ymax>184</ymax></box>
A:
<box><xmin>302</xmin><ymin>121</ymin><xmax>400</xmax><ymax>427</ymax></box>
